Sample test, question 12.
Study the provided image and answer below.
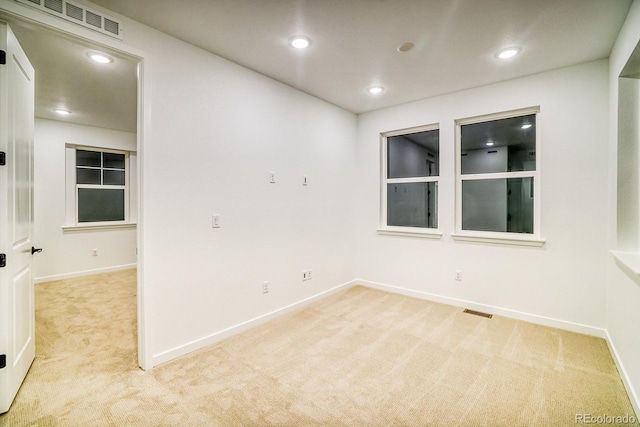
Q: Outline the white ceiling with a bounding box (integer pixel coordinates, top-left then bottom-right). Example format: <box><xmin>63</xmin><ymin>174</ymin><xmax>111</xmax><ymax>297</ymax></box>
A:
<box><xmin>8</xmin><ymin>19</ymin><xmax>138</xmax><ymax>132</ymax></box>
<box><xmin>89</xmin><ymin>0</ymin><xmax>632</xmax><ymax>111</ymax></box>
<box><xmin>3</xmin><ymin>0</ymin><xmax>634</xmax><ymax>132</ymax></box>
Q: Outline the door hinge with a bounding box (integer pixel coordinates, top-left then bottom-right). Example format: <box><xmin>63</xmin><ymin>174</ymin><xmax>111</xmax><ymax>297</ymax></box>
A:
<box><xmin>0</xmin><ymin>152</ymin><xmax>5</xmax><ymax>166</ymax></box>
<box><xmin>0</xmin><ymin>254</ymin><xmax>5</xmax><ymax>268</ymax></box>
<box><xmin>0</xmin><ymin>50</ymin><xmax>5</xmax><ymax>65</ymax></box>
<box><xmin>0</xmin><ymin>355</ymin><xmax>5</xmax><ymax>369</ymax></box>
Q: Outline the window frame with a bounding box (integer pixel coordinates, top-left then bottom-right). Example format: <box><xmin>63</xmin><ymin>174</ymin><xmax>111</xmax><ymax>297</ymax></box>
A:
<box><xmin>453</xmin><ymin>107</ymin><xmax>544</xmax><ymax>246</ymax></box>
<box><xmin>378</xmin><ymin>123</ymin><xmax>442</xmax><ymax>239</ymax></box>
<box><xmin>64</xmin><ymin>144</ymin><xmax>137</xmax><ymax>231</ymax></box>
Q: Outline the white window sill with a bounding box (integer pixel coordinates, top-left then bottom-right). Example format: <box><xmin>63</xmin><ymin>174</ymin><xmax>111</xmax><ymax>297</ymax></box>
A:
<box><xmin>611</xmin><ymin>251</ymin><xmax>640</xmax><ymax>277</ymax></box>
<box><xmin>377</xmin><ymin>227</ymin><xmax>443</xmax><ymax>239</ymax></box>
<box><xmin>451</xmin><ymin>232</ymin><xmax>545</xmax><ymax>247</ymax></box>
<box><xmin>63</xmin><ymin>223</ymin><xmax>137</xmax><ymax>233</ymax></box>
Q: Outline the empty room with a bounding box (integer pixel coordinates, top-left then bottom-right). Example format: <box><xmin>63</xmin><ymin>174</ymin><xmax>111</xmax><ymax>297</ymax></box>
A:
<box><xmin>1</xmin><ymin>0</ymin><xmax>639</xmax><ymax>425</ymax></box>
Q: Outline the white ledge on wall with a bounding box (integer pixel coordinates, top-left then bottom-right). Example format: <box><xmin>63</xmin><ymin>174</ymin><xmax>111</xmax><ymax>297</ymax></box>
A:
<box><xmin>62</xmin><ymin>223</ymin><xmax>137</xmax><ymax>233</ymax></box>
<box><xmin>377</xmin><ymin>227</ymin><xmax>443</xmax><ymax>239</ymax></box>
<box><xmin>451</xmin><ymin>233</ymin><xmax>545</xmax><ymax>247</ymax></box>
<box><xmin>611</xmin><ymin>251</ymin><xmax>640</xmax><ymax>277</ymax></box>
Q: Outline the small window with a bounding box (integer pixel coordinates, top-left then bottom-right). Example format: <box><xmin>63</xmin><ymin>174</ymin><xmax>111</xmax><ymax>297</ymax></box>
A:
<box><xmin>65</xmin><ymin>146</ymin><xmax>134</xmax><ymax>228</ymax></box>
<box><xmin>381</xmin><ymin>125</ymin><xmax>440</xmax><ymax>233</ymax></box>
<box><xmin>456</xmin><ymin>108</ymin><xmax>541</xmax><ymax>243</ymax></box>
<box><xmin>76</xmin><ymin>149</ymin><xmax>127</xmax><ymax>224</ymax></box>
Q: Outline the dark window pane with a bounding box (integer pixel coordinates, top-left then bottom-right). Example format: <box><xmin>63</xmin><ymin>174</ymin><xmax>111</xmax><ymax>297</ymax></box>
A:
<box><xmin>78</xmin><ymin>188</ymin><xmax>125</xmax><ymax>222</ymax></box>
<box><xmin>104</xmin><ymin>153</ymin><xmax>125</xmax><ymax>169</ymax></box>
<box><xmin>76</xmin><ymin>150</ymin><xmax>101</xmax><ymax>167</ymax></box>
<box><xmin>387</xmin><ymin>182</ymin><xmax>437</xmax><ymax>228</ymax></box>
<box><xmin>462</xmin><ymin>178</ymin><xmax>533</xmax><ymax>233</ymax></box>
<box><xmin>460</xmin><ymin>146</ymin><xmax>508</xmax><ymax>174</ymax></box>
<box><xmin>103</xmin><ymin>169</ymin><xmax>125</xmax><ymax>185</ymax></box>
<box><xmin>77</xmin><ymin>168</ymin><xmax>101</xmax><ymax>184</ymax></box>
<box><xmin>506</xmin><ymin>177</ymin><xmax>534</xmax><ymax>233</ymax></box>
<box><xmin>461</xmin><ymin>114</ymin><xmax>535</xmax><ymax>174</ymax></box>
<box><xmin>388</xmin><ymin>129</ymin><xmax>439</xmax><ymax>178</ymax></box>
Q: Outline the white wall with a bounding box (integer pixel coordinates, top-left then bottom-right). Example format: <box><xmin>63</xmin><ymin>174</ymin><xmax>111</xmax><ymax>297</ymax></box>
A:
<box><xmin>356</xmin><ymin>60</ymin><xmax>609</xmax><ymax>333</ymax></box>
<box><xmin>34</xmin><ymin>119</ymin><xmax>137</xmax><ymax>282</ymax></box>
<box><xmin>607</xmin><ymin>0</ymin><xmax>640</xmax><ymax>414</ymax></box>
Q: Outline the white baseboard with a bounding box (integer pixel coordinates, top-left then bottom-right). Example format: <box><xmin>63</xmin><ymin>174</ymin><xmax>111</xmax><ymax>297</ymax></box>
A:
<box><xmin>605</xmin><ymin>330</ymin><xmax>640</xmax><ymax>417</ymax></box>
<box><xmin>150</xmin><ymin>277</ymin><xmax>611</xmax><ymax>368</ymax></box>
<box><xmin>35</xmin><ymin>263</ymin><xmax>137</xmax><ymax>283</ymax></box>
<box><xmin>150</xmin><ymin>280</ymin><xmax>358</xmax><ymax>367</ymax></box>
<box><xmin>357</xmin><ymin>279</ymin><xmax>607</xmax><ymax>338</ymax></box>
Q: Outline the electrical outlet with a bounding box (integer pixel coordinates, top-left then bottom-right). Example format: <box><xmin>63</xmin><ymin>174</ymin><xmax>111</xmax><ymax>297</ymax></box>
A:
<box><xmin>263</xmin><ymin>281</ymin><xmax>269</xmax><ymax>293</ymax></box>
<box><xmin>307</xmin><ymin>269</ymin><xmax>312</xmax><ymax>280</ymax></box>
<box><xmin>92</xmin><ymin>249</ymin><xmax>98</xmax><ymax>257</ymax></box>
<box><xmin>269</xmin><ymin>172</ymin><xmax>276</xmax><ymax>183</ymax></box>
<box><xmin>455</xmin><ymin>270</ymin><xmax>462</xmax><ymax>281</ymax></box>
<box><xmin>302</xmin><ymin>270</ymin><xmax>312</xmax><ymax>281</ymax></box>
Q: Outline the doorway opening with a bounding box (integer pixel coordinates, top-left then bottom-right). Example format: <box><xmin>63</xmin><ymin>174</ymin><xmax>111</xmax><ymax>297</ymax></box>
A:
<box><xmin>0</xmin><ymin>5</ymin><xmax>148</xmax><ymax>369</ymax></box>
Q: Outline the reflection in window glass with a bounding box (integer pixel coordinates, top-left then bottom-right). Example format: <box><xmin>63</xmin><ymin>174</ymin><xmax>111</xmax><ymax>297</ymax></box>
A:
<box><xmin>76</xmin><ymin>151</ymin><xmax>127</xmax><ymax>186</ymax></box>
<box><xmin>76</xmin><ymin>150</ymin><xmax>101</xmax><ymax>167</ymax></box>
<box><xmin>462</xmin><ymin>178</ymin><xmax>533</xmax><ymax>233</ymax></box>
<box><xmin>461</xmin><ymin>114</ymin><xmax>535</xmax><ymax>174</ymax></box>
<box><xmin>77</xmin><ymin>168</ymin><xmax>101</xmax><ymax>185</ymax></box>
<box><xmin>104</xmin><ymin>153</ymin><xmax>126</xmax><ymax>169</ymax></box>
<box><xmin>387</xmin><ymin>182</ymin><xmax>437</xmax><ymax>228</ymax></box>
<box><xmin>78</xmin><ymin>188</ymin><xmax>125</xmax><ymax>222</ymax></box>
<box><xmin>388</xmin><ymin>129</ymin><xmax>439</xmax><ymax>179</ymax></box>
<box><xmin>103</xmin><ymin>170</ymin><xmax>125</xmax><ymax>185</ymax></box>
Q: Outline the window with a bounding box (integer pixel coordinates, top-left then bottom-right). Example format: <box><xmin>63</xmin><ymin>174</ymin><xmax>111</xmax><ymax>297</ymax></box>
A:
<box><xmin>455</xmin><ymin>108</ymin><xmax>543</xmax><ymax>245</ymax></box>
<box><xmin>65</xmin><ymin>145</ymin><xmax>136</xmax><ymax>229</ymax></box>
<box><xmin>380</xmin><ymin>125</ymin><xmax>441</xmax><ymax>237</ymax></box>
<box><xmin>76</xmin><ymin>149</ymin><xmax>126</xmax><ymax>223</ymax></box>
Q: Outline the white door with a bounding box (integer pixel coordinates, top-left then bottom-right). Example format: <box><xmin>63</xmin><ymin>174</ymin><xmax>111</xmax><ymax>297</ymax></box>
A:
<box><xmin>0</xmin><ymin>22</ymin><xmax>36</xmax><ymax>414</ymax></box>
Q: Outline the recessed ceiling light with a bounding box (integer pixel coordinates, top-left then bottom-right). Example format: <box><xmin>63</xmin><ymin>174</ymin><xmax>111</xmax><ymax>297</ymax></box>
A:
<box><xmin>289</xmin><ymin>36</ymin><xmax>311</xmax><ymax>49</ymax></box>
<box><xmin>368</xmin><ymin>86</ymin><xmax>385</xmax><ymax>94</ymax></box>
<box><xmin>54</xmin><ymin>108</ymin><xmax>71</xmax><ymax>115</ymax></box>
<box><xmin>521</xmin><ymin>123</ymin><xmax>532</xmax><ymax>129</ymax></box>
<box><xmin>496</xmin><ymin>47</ymin><xmax>521</xmax><ymax>59</ymax></box>
<box><xmin>397</xmin><ymin>42</ymin><xmax>414</xmax><ymax>52</ymax></box>
<box><xmin>88</xmin><ymin>52</ymin><xmax>113</xmax><ymax>64</ymax></box>
<box><xmin>486</xmin><ymin>141</ymin><xmax>495</xmax><ymax>147</ymax></box>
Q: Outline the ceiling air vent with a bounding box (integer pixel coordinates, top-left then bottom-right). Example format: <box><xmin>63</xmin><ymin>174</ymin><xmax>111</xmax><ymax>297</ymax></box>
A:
<box><xmin>104</xmin><ymin>18</ymin><xmax>119</xmax><ymax>35</ymax></box>
<box><xmin>44</xmin><ymin>0</ymin><xmax>63</xmax><ymax>13</ymax></box>
<box><xmin>85</xmin><ymin>10</ymin><xmax>102</xmax><ymax>28</ymax></box>
<box><xmin>14</xmin><ymin>0</ymin><xmax>123</xmax><ymax>39</ymax></box>
<box><xmin>65</xmin><ymin>2</ymin><xmax>82</xmax><ymax>21</ymax></box>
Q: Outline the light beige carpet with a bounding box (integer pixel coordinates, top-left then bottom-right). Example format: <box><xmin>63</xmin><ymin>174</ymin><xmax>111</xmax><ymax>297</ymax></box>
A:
<box><xmin>1</xmin><ymin>269</ymin><xmax>638</xmax><ymax>426</ymax></box>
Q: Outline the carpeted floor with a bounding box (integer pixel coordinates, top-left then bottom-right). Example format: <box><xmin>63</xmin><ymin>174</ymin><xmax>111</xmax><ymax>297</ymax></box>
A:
<box><xmin>1</xmin><ymin>269</ymin><xmax>638</xmax><ymax>426</ymax></box>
